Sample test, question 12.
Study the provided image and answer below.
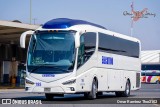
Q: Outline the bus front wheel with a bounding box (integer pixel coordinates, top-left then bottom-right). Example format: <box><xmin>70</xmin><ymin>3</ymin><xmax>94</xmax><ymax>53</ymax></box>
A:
<box><xmin>88</xmin><ymin>79</ymin><xmax>97</xmax><ymax>100</ymax></box>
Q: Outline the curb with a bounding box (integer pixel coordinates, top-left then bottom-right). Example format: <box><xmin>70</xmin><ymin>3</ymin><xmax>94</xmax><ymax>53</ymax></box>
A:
<box><xmin>0</xmin><ymin>89</ymin><xmax>25</xmax><ymax>92</ymax></box>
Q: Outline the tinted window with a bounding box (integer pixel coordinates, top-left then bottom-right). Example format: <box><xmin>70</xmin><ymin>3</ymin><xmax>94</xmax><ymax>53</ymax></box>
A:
<box><xmin>142</xmin><ymin>64</ymin><xmax>160</xmax><ymax>70</ymax></box>
<box><xmin>98</xmin><ymin>33</ymin><xmax>139</xmax><ymax>58</ymax></box>
<box><xmin>27</xmin><ymin>31</ymin><xmax>76</xmax><ymax>74</ymax></box>
<box><xmin>145</xmin><ymin>72</ymin><xmax>160</xmax><ymax>76</ymax></box>
<box><xmin>77</xmin><ymin>32</ymin><xmax>96</xmax><ymax>68</ymax></box>
<box><xmin>141</xmin><ymin>72</ymin><xmax>146</xmax><ymax>76</ymax></box>
<box><xmin>83</xmin><ymin>32</ymin><xmax>96</xmax><ymax>55</ymax></box>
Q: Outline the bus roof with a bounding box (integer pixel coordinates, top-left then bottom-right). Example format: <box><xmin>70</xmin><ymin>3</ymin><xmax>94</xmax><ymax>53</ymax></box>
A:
<box><xmin>38</xmin><ymin>18</ymin><xmax>140</xmax><ymax>43</ymax></box>
<box><xmin>42</xmin><ymin>18</ymin><xmax>106</xmax><ymax>30</ymax></box>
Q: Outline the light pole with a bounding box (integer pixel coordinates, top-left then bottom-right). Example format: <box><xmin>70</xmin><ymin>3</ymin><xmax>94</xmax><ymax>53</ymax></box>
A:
<box><xmin>33</xmin><ymin>18</ymin><xmax>37</xmax><ymax>25</ymax></box>
<box><xmin>159</xmin><ymin>53</ymin><xmax>160</xmax><ymax>63</ymax></box>
<box><xmin>30</xmin><ymin>0</ymin><xmax>32</xmax><ymax>24</ymax></box>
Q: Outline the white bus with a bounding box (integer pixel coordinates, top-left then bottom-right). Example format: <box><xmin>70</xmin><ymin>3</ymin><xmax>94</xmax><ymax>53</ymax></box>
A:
<box><xmin>20</xmin><ymin>18</ymin><xmax>141</xmax><ymax>100</ymax></box>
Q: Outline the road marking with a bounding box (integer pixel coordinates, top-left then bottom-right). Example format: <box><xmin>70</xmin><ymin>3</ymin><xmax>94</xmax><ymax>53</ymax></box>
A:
<box><xmin>153</xmin><ymin>104</ymin><xmax>160</xmax><ymax>107</ymax></box>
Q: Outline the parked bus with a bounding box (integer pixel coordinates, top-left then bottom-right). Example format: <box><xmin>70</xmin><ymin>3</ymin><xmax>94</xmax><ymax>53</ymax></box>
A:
<box><xmin>20</xmin><ymin>18</ymin><xmax>141</xmax><ymax>100</ymax></box>
<box><xmin>141</xmin><ymin>71</ymin><xmax>146</xmax><ymax>83</ymax></box>
<box><xmin>141</xmin><ymin>64</ymin><xmax>160</xmax><ymax>84</ymax></box>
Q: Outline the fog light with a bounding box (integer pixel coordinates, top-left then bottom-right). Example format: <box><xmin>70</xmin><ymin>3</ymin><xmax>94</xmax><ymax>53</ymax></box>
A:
<box><xmin>70</xmin><ymin>87</ymin><xmax>75</xmax><ymax>91</ymax></box>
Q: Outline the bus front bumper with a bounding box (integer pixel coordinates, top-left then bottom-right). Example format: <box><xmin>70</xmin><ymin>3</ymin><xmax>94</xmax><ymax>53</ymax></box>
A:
<box><xmin>25</xmin><ymin>85</ymin><xmax>76</xmax><ymax>94</ymax></box>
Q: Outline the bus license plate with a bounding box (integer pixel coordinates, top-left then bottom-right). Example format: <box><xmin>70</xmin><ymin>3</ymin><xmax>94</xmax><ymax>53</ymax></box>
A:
<box><xmin>44</xmin><ymin>88</ymin><xmax>51</xmax><ymax>92</ymax></box>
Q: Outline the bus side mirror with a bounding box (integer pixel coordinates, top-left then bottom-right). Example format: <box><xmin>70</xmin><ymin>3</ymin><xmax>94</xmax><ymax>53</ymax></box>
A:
<box><xmin>20</xmin><ymin>30</ymin><xmax>34</xmax><ymax>48</ymax></box>
<box><xmin>75</xmin><ymin>32</ymin><xmax>80</xmax><ymax>48</ymax></box>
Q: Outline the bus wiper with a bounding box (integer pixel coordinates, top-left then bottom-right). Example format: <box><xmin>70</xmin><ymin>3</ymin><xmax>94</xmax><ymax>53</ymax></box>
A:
<box><xmin>44</xmin><ymin>64</ymin><xmax>72</xmax><ymax>73</ymax></box>
<box><xmin>30</xmin><ymin>64</ymin><xmax>71</xmax><ymax>73</ymax></box>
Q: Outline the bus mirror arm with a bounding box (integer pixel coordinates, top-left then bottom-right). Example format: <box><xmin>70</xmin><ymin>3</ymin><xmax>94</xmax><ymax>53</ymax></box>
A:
<box><xmin>20</xmin><ymin>30</ymin><xmax>34</xmax><ymax>48</ymax></box>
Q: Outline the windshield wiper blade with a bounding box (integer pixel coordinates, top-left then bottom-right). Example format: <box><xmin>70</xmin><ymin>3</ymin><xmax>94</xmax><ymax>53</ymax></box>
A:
<box><xmin>30</xmin><ymin>64</ymin><xmax>71</xmax><ymax>73</ymax></box>
<box><xmin>45</xmin><ymin>64</ymin><xmax>72</xmax><ymax>72</ymax></box>
<box><xmin>30</xmin><ymin>65</ymin><xmax>43</xmax><ymax>73</ymax></box>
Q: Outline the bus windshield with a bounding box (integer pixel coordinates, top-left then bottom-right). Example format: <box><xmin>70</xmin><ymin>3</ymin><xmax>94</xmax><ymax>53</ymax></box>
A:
<box><xmin>27</xmin><ymin>31</ymin><xmax>76</xmax><ymax>74</ymax></box>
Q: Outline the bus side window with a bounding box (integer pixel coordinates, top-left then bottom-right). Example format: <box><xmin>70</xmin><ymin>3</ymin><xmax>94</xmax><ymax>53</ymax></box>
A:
<box><xmin>77</xmin><ymin>32</ymin><xmax>96</xmax><ymax>68</ymax></box>
<box><xmin>141</xmin><ymin>72</ymin><xmax>145</xmax><ymax>76</ymax></box>
<box><xmin>77</xmin><ymin>35</ymin><xmax>85</xmax><ymax>68</ymax></box>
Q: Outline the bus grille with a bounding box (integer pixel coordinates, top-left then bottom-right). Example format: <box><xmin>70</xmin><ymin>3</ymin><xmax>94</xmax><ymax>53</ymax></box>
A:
<box><xmin>136</xmin><ymin>73</ymin><xmax>140</xmax><ymax>88</ymax></box>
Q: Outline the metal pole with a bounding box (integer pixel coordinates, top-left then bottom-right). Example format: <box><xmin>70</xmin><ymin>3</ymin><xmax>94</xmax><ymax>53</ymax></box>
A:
<box><xmin>130</xmin><ymin>1</ymin><xmax>134</xmax><ymax>36</ymax></box>
<box><xmin>131</xmin><ymin>27</ymin><xmax>133</xmax><ymax>36</ymax></box>
<box><xmin>33</xmin><ymin>18</ymin><xmax>37</xmax><ymax>25</ymax></box>
<box><xmin>159</xmin><ymin>53</ymin><xmax>160</xmax><ymax>63</ymax></box>
<box><xmin>30</xmin><ymin>0</ymin><xmax>32</xmax><ymax>24</ymax></box>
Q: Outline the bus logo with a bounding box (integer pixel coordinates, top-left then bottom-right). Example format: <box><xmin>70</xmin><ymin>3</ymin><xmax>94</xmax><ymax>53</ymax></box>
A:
<box><xmin>102</xmin><ymin>56</ymin><xmax>113</xmax><ymax>65</ymax></box>
<box><xmin>42</xmin><ymin>74</ymin><xmax>55</xmax><ymax>77</ymax></box>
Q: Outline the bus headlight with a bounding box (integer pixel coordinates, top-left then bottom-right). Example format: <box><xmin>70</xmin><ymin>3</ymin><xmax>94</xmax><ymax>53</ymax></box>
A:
<box><xmin>62</xmin><ymin>79</ymin><xmax>76</xmax><ymax>85</ymax></box>
<box><xmin>25</xmin><ymin>79</ymin><xmax>34</xmax><ymax>85</ymax></box>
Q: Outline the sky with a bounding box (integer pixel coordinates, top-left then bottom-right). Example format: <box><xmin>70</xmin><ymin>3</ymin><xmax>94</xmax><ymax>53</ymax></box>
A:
<box><xmin>0</xmin><ymin>0</ymin><xmax>159</xmax><ymax>50</ymax></box>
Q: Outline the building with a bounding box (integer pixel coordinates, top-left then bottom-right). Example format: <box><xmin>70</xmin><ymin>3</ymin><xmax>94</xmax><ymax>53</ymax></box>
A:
<box><xmin>141</xmin><ymin>50</ymin><xmax>160</xmax><ymax>64</ymax></box>
<box><xmin>141</xmin><ymin>50</ymin><xmax>160</xmax><ymax>73</ymax></box>
<box><xmin>141</xmin><ymin>50</ymin><xmax>160</xmax><ymax>70</ymax></box>
<box><xmin>0</xmin><ymin>20</ymin><xmax>39</xmax><ymax>86</ymax></box>
<box><xmin>141</xmin><ymin>50</ymin><xmax>160</xmax><ymax>83</ymax></box>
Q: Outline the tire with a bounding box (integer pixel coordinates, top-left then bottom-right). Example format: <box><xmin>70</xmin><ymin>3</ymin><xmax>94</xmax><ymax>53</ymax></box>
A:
<box><xmin>156</xmin><ymin>80</ymin><xmax>160</xmax><ymax>84</ymax></box>
<box><xmin>122</xmin><ymin>80</ymin><xmax>131</xmax><ymax>97</ymax></box>
<box><xmin>45</xmin><ymin>93</ymin><xmax>54</xmax><ymax>100</ymax></box>
<box><xmin>115</xmin><ymin>80</ymin><xmax>130</xmax><ymax>97</ymax></box>
<box><xmin>88</xmin><ymin>79</ymin><xmax>97</xmax><ymax>100</ymax></box>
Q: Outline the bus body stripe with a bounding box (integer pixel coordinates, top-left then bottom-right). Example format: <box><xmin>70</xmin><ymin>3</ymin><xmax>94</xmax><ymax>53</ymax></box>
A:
<box><xmin>151</xmin><ymin>76</ymin><xmax>158</xmax><ymax>82</ymax></box>
<box><xmin>147</xmin><ymin>76</ymin><xmax>152</xmax><ymax>82</ymax></box>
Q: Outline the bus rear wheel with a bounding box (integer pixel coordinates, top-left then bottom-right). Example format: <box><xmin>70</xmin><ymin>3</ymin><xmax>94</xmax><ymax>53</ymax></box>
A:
<box><xmin>45</xmin><ymin>93</ymin><xmax>54</xmax><ymax>100</ymax></box>
<box><xmin>115</xmin><ymin>80</ymin><xmax>130</xmax><ymax>97</ymax></box>
<box><xmin>123</xmin><ymin>80</ymin><xmax>130</xmax><ymax>97</ymax></box>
